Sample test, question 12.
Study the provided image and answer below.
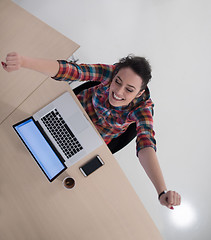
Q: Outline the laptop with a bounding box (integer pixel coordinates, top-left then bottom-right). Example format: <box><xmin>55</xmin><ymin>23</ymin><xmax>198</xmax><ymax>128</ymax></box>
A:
<box><xmin>13</xmin><ymin>91</ymin><xmax>103</xmax><ymax>182</ymax></box>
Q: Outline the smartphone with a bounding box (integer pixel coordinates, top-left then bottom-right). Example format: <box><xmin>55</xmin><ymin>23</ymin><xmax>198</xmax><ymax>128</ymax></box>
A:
<box><xmin>79</xmin><ymin>155</ymin><xmax>104</xmax><ymax>177</ymax></box>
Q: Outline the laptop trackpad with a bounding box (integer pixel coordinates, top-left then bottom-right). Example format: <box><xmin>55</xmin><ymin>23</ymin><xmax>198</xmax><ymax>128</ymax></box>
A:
<box><xmin>68</xmin><ymin>112</ymin><xmax>89</xmax><ymax>134</ymax></box>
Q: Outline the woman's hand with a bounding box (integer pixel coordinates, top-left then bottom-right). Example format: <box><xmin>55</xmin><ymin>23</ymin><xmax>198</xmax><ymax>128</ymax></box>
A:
<box><xmin>159</xmin><ymin>190</ymin><xmax>181</xmax><ymax>209</ymax></box>
<box><xmin>1</xmin><ymin>52</ymin><xmax>23</xmax><ymax>72</ymax></box>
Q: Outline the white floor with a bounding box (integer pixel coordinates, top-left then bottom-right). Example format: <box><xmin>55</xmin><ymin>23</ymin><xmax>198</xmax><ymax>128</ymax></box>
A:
<box><xmin>13</xmin><ymin>0</ymin><xmax>211</xmax><ymax>239</ymax></box>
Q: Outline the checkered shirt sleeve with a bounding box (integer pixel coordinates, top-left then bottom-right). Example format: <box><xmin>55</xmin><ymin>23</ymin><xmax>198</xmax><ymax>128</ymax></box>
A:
<box><xmin>52</xmin><ymin>60</ymin><xmax>114</xmax><ymax>82</ymax></box>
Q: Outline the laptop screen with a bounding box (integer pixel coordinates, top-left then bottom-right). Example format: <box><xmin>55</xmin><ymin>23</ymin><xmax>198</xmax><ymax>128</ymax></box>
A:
<box><xmin>13</xmin><ymin>117</ymin><xmax>67</xmax><ymax>182</ymax></box>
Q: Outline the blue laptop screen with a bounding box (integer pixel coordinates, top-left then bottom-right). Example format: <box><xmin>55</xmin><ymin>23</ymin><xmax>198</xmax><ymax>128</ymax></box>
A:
<box><xmin>14</xmin><ymin>118</ymin><xmax>66</xmax><ymax>181</ymax></box>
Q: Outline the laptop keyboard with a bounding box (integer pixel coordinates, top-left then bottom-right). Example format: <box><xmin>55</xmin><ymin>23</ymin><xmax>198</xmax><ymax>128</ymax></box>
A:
<box><xmin>41</xmin><ymin>109</ymin><xmax>83</xmax><ymax>159</ymax></box>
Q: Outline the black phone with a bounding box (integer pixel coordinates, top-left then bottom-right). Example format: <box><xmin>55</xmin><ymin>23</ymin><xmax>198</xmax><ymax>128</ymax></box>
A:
<box><xmin>79</xmin><ymin>155</ymin><xmax>104</xmax><ymax>177</ymax></box>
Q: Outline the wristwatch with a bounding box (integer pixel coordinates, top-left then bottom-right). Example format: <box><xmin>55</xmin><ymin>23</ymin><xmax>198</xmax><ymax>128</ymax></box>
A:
<box><xmin>158</xmin><ymin>190</ymin><xmax>167</xmax><ymax>200</ymax></box>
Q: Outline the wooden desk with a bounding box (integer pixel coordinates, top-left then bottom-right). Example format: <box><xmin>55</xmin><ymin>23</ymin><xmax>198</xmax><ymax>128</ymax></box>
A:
<box><xmin>0</xmin><ymin>1</ymin><xmax>163</xmax><ymax>239</ymax></box>
<box><xmin>0</xmin><ymin>79</ymin><xmax>162</xmax><ymax>240</ymax></box>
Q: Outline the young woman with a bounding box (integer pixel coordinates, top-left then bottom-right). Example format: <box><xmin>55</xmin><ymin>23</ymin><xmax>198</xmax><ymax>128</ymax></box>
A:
<box><xmin>2</xmin><ymin>52</ymin><xmax>181</xmax><ymax>209</ymax></box>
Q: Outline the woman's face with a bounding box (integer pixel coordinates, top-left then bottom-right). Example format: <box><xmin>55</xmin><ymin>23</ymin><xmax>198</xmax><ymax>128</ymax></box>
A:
<box><xmin>109</xmin><ymin>67</ymin><xmax>145</xmax><ymax>107</ymax></box>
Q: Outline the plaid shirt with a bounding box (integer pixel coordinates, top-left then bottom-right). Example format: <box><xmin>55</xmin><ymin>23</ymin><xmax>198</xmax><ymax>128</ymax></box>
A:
<box><xmin>52</xmin><ymin>60</ymin><xmax>156</xmax><ymax>155</ymax></box>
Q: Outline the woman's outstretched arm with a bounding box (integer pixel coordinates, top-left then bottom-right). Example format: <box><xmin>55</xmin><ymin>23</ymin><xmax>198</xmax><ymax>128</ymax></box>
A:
<box><xmin>2</xmin><ymin>52</ymin><xmax>59</xmax><ymax>77</ymax></box>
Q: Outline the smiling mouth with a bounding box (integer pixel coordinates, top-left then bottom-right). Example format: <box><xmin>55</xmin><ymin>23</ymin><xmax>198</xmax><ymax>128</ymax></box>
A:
<box><xmin>113</xmin><ymin>92</ymin><xmax>124</xmax><ymax>101</ymax></box>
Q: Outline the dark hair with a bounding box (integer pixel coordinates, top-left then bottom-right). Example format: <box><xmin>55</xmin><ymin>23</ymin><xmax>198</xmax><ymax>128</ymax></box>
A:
<box><xmin>113</xmin><ymin>55</ymin><xmax>152</xmax><ymax>91</ymax></box>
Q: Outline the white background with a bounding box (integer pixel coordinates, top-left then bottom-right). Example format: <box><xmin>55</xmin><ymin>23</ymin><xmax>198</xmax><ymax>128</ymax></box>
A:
<box><xmin>13</xmin><ymin>0</ymin><xmax>211</xmax><ymax>239</ymax></box>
